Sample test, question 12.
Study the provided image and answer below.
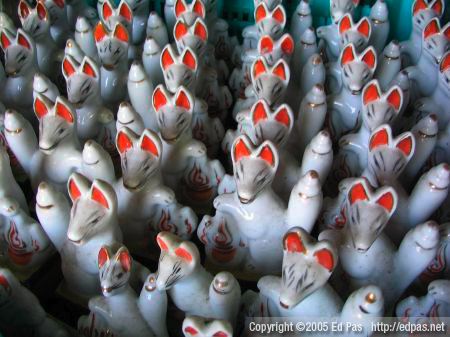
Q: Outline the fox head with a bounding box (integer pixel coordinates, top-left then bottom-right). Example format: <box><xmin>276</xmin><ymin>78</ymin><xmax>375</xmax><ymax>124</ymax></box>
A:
<box><xmin>360</xmin><ymin>80</ymin><xmax>403</xmax><ymax>132</ymax></box>
<box><xmin>251</xmin><ymin>56</ymin><xmax>290</xmax><ymax>107</ymax></box>
<box><xmin>94</xmin><ymin>21</ymin><xmax>129</xmax><ymax>70</ymax></box>
<box><xmin>438</xmin><ymin>51</ymin><xmax>450</xmax><ymax>95</ymax></box>
<box><xmin>182</xmin><ymin>316</ymin><xmax>233</xmax><ymax>337</ymax></box>
<box><xmin>174</xmin><ymin>0</ymin><xmax>205</xmax><ymax>26</ymax></box>
<box><xmin>411</xmin><ymin>0</ymin><xmax>444</xmax><ymax>33</ymax></box>
<box><xmin>156</xmin><ymin>231</ymin><xmax>200</xmax><ymax>290</ymax></box>
<box><xmin>343</xmin><ymin>285</ymin><xmax>384</xmax><ymax>319</ymax></box>
<box><xmin>34</xmin><ymin>94</ymin><xmax>76</xmax><ymax>153</ymax></box>
<box><xmin>174</xmin><ymin>17</ymin><xmax>208</xmax><ymax>57</ymax></box>
<box><xmin>62</xmin><ymin>55</ymin><xmax>100</xmax><ymax>107</ymax></box>
<box><xmin>0</xmin><ymin>269</ymin><xmax>13</xmax><ymax>305</ymax></box>
<box><xmin>345</xmin><ymin>178</ymin><xmax>397</xmax><ymax>252</ymax></box>
<box><xmin>116</xmin><ymin>127</ymin><xmax>162</xmax><ymax>191</ymax></box>
<box><xmin>43</xmin><ymin>0</ymin><xmax>66</xmax><ymax>25</ymax></box>
<box><xmin>18</xmin><ymin>0</ymin><xmax>50</xmax><ymax>38</ymax></box>
<box><xmin>277</xmin><ymin>228</ymin><xmax>337</xmax><ymax>308</ymax></box>
<box><xmin>340</xmin><ymin>43</ymin><xmax>377</xmax><ymax>95</ymax></box>
<box><xmin>231</xmin><ymin>135</ymin><xmax>278</xmax><ymax>204</ymax></box>
<box><xmin>97</xmin><ymin>244</ymin><xmax>132</xmax><ymax>297</ymax></box>
<box><xmin>258</xmin><ymin>33</ymin><xmax>294</xmax><ymax>66</ymax></box>
<box><xmin>160</xmin><ymin>44</ymin><xmax>198</xmax><ymax>93</ymax></box>
<box><xmin>253</xmin><ymin>0</ymin><xmax>282</xmax><ymax>10</ymax></box>
<box><xmin>100</xmin><ymin>0</ymin><xmax>132</xmax><ymax>33</ymax></box>
<box><xmin>421</xmin><ymin>18</ymin><xmax>450</xmax><ymax>65</ymax></box>
<box><xmin>152</xmin><ymin>84</ymin><xmax>194</xmax><ymax>143</ymax></box>
<box><xmin>330</xmin><ymin>0</ymin><xmax>359</xmax><ymax>24</ymax></box>
<box><xmin>66</xmin><ymin>172</ymin><xmax>118</xmax><ymax>244</ymax></box>
<box><xmin>240</xmin><ymin>99</ymin><xmax>293</xmax><ymax>147</ymax></box>
<box><xmin>0</xmin><ymin>28</ymin><xmax>35</xmax><ymax>77</ymax></box>
<box><xmin>254</xmin><ymin>3</ymin><xmax>286</xmax><ymax>39</ymax></box>
<box><xmin>338</xmin><ymin>13</ymin><xmax>371</xmax><ymax>52</ymax></box>
<box><xmin>367</xmin><ymin>124</ymin><xmax>415</xmax><ymax>185</ymax></box>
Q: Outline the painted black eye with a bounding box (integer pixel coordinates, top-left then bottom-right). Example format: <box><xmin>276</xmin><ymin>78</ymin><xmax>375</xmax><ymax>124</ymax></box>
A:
<box><xmin>58</xmin><ymin>129</ymin><xmax>64</xmax><ymax>135</ymax></box>
<box><xmin>117</xmin><ymin>272</ymin><xmax>124</xmax><ymax>278</ymax></box>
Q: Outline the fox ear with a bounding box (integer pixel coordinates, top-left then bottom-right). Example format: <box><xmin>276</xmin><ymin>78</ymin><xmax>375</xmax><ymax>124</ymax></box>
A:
<box><xmin>442</xmin><ymin>22</ymin><xmax>450</xmax><ymax>40</ymax></box>
<box><xmin>161</xmin><ymin>46</ymin><xmax>175</xmax><ymax>71</ymax></box>
<box><xmin>67</xmin><ymin>173</ymin><xmax>89</xmax><ymax>202</ymax></box>
<box><xmin>259</xmin><ymin>35</ymin><xmax>274</xmax><ymax>54</ymax></box>
<box><xmin>424</xmin><ymin>18</ymin><xmax>440</xmax><ymax>40</ymax></box>
<box><xmin>94</xmin><ymin>22</ymin><xmax>107</xmax><ymax>42</ymax></box>
<box><xmin>386</xmin><ymin>86</ymin><xmax>403</xmax><ymax>112</ymax></box>
<box><xmin>280</xmin><ymin>34</ymin><xmax>294</xmax><ymax>55</ymax></box>
<box><xmin>140</xmin><ymin>130</ymin><xmax>160</xmax><ymax>157</ymax></box>
<box><xmin>363</xmin><ymin>81</ymin><xmax>380</xmax><ymax>105</ymax></box>
<box><xmin>17</xmin><ymin>30</ymin><xmax>31</xmax><ymax>50</ymax></box>
<box><xmin>36</xmin><ymin>2</ymin><xmax>48</xmax><ymax>21</ymax></box>
<box><xmin>252</xmin><ymin>100</ymin><xmax>269</xmax><ymax>125</ymax></box>
<box><xmin>348</xmin><ymin>181</ymin><xmax>369</xmax><ymax>205</ymax></box>
<box><xmin>62</xmin><ymin>56</ymin><xmax>76</xmax><ymax>78</ymax></box>
<box><xmin>18</xmin><ymin>0</ymin><xmax>31</xmax><ymax>20</ymax></box>
<box><xmin>357</xmin><ymin>17</ymin><xmax>371</xmax><ymax>38</ymax></box>
<box><xmin>113</xmin><ymin>23</ymin><xmax>129</xmax><ymax>43</ymax></box>
<box><xmin>34</xmin><ymin>95</ymin><xmax>50</xmax><ymax>119</ymax></box>
<box><xmin>339</xmin><ymin>14</ymin><xmax>352</xmax><ymax>34</ymax></box>
<box><xmin>102</xmin><ymin>1</ymin><xmax>113</xmax><ymax>20</ymax></box>
<box><xmin>192</xmin><ymin>0</ymin><xmax>205</xmax><ymax>18</ymax></box>
<box><xmin>174</xmin><ymin>0</ymin><xmax>187</xmax><ymax>18</ymax></box>
<box><xmin>430</xmin><ymin>0</ymin><xmax>444</xmax><ymax>17</ymax></box>
<box><xmin>395</xmin><ymin>133</ymin><xmax>414</xmax><ymax>158</ymax></box>
<box><xmin>0</xmin><ymin>31</ymin><xmax>11</xmax><ymax>50</ymax></box>
<box><xmin>369</xmin><ymin>126</ymin><xmax>390</xmax><ymax>151</ymax></box>
<box><xmin>117</xmin><ymin>248</ymin><xmax>132</xmax><ymax>272</ymax></box>
<box><xmin>361</xmin><ymin>47</ymin><xmax>376</xmax><ymax>70</ymax></box>
<box><xmin>91</xmin><ymin>183</ymin><xmax>110</xmax><ymax>209</ymax></box>
<box><xmin>183</xmin><ymin>326</ymin><xmax>199</xmax><ymax>336</ymax></box>
<box><xmin>194</xmin><ymin>19</ymin><xmax>208</xmax><ymax>41</ymax></box>
<box><xmin>376</xmin><ymin>189</ymin><xmax>396</xmax><ymax>213</ymax></box>
<box><xmin>272</xmin><ymin>5</ymin><xmax>286</xmax><ymax>25</ymax></box>
<box><xmin>255</xmin><ymin>3</ymin><xmax>267</xmax><ymax>23</ymax></box>
<box><xmin>314</xmin><ymin>248</ymin><xmax>335</xmax><ymax>272</ymax></box>
<box><xmin>341</xmin><ymin>44</ymin><xmax>356</xmax><ymax>66</ymax></box>
<box><xmin>118</xmin><ymin>1</ymin><xmax>132</xmax><ymax>22</ymax></box>
<box><xmin>116</xmin><ymin>129</ymin><xmax>133</xmax><ymax>154</ymax></box>
<box><xmin>174</xmin><ymin>20</ymin><xmax>188</xmax><ymax>41</ymax></box>
<box><xmin>440</xmin><ymin>52</ymin><xmax>450</xmax><ymax>73</ymax></box>
<box><xmin>55</xmin><ymin>98</ymin><xmax>74</xmax><ymax>123</ymax></box>
<box><xmin>257</xmin><ymin>142</ymin><xmax>276</xmax><ymax>167</ymax></box>
<box><xmin>272</xmin><ymin>60</ymin><xmax>288</xmax><ymax>81</ymax></box>
<box><xmin>175</xmin><ymin>87</ymin><xmax>193</xmax><ymax>112</ymax></box>
<box><xmin>275</xmin><ymin>105</ymin><xmax>292</xmax><ymax>128</ymax></box>
<box><xmin>252</xmin><ymin>58</ymin><xmax>267</xmax><ymax>79</ymax></box>
<box><xmin>98</xmin><ymin>246</ymin><xmax>110</xmax><ymax>268</ymax></box>
<box><xmin>175</xmin><ymin>247</ymin><xmax>193</xmax><ymax>262</ymax></box>
<box><xmin>152</xmin><ymin>85</ymin><xmax>168</xmax><ymax>112</ymax></box>
<box><xmin>81</xmin><ymin>57</ymin><xmax>98</xmax><ymax>78</ymax></box>
<box><xmin>157</xmin><ymin>234</ymin><xmax>169</xmax><ymax>251</ymax></box>
<box><xmin>283</xmin><ymin>231</ymin><xmax>306</xmax><ymax>253</ymax></box>
<box><xmin>181</xmin><ymin>48</ymin><xmax>197</xmax><ymax>71</ymax></box>
<box><xmin>232</xmin><ymin>137</ymin><xmax>252</xmax><ymax>162</ymax></box>
<box><xmin>413</xmin><ymin>0</ymin><xmax>428</xmax><ymax>15</ymax></box>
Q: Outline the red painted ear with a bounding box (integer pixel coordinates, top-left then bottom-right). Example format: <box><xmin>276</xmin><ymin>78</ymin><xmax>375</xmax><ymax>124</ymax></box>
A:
<box><xmin>363</xmin><ymin>82</ymin><xmax>380</xmax><ymax>105</ymax></box>
<box><xmin>352</xmin><ymin>0</ymin><xmax>360</xmax><ymax>5</ymax></box>
<box><xmin>36</xmin><ymin>2</ymin><xmax>48</xmax><ymax>20</ymax></box>
<box><xmin>102</xmin><ymin>1</ymin><xmax>113</xmax><ymax>20</ymax></box>
<box><xmin>233</xmin><ymin>138</ymin><xmax>251</xmax><ymax>162</ymax></box>
<box><xmin>116</xmin><ymin>130</ymin><xmax>133</xmax><ymax>154</ymax></box>
<box><xmin>272</xmin><ymin>6</ymin><xmax>286</xmax><ymax>24</ymax></box>
<box><xmin>280</xmin><ymin>35</ymin><xmax>294</xmax><ymax>54</ymax></box>
<box><xmin>62</xmin><ymin>57</ymin><xmax>76</xmax><ymax>77</ymax></box>
<box><xmin>339</xmin><ymin>14</ymin><xmax>352</xmax><ymax>34</ymax></box>
<box><xmin>357</xmin><ymin>18</ymin><xmax>370</xmax><ymax>38</ymax></box>
<box><xmin>174</xmin><ymin>0</ymin><xmax>187</xmax><ymax>18</ymax></box>
<box><xmin>82</xmin><ymin>60</ymin><xmax>97</xmax><ymax>78</ymax></box>
<box><xmin>430</xmin><ymin>0</ymin><xmax>444</xmax><ymax>16</ymax></box>
<box><xmin>184</xmin><ymin>326</ymin><xmax>199</xmax><ymax>336</ymax></box>
<box><xmin>0</xmin><ymin>32</ymin><xmax>11</xmax><ymax>49</ymax></box>
<box><xmin>314</xmin><ymin>249</ymin><xmax>334</xmax><ymax>271</ymax></box>
<box><xmin>275</xmin><ymin>107</ymin><xmax>291</xmax><ymax>127</ymax></box>
<box><xmin>56</xmin><ymin>101</ymin><xmax>74</xmax><ymax>123</ymax></box>
<box><xmin>361</xmin><ymin>47</ymin><xmax>376</xmax><ymax>69</ymax></box>
<box><xmin>141</xmin><ymin>134</ymin><xmax>159</xmax><ymax>157</ymax></box>
<box><xmin>98</xmin><ymin>247</ymin><xmax>110</xmax><ymax>268</ymax></box>
<box><xmin>283</xmin><ymin>232</ymin><xmax>306</xmax><ymax>253</ymax></box>
<box><xmin>253</xmin><ymin>59</ymin><xmax>267</xmax><ymax>78</ymax></box>
<box><xmin>68</xmin><ymin>177</ymin><xmax>82</xmax><ymax>201</ymax></box>
<box><xmin>17</xmin><ymin>31</ymin><xmax>31</xmax><ymax>50</ymax></box>
<box><xmin>194</xmin><ymin>20</ymin><xmax>208</xmax><ymax>41</ymax></box>
<box><xmin>18</xmin><ymin>0</ymin><xmax>30</xmax><ymax>19</ymax></box>
<box><xmin>161</xmin><ymin>47</ymin><xmax>175</xmax><ymax>70</ymax></box>
<box><xmin>118</xmin><ymin>250</ymin><xmax>131</xmax><ymax>272</ymax></box>
<box><xmin>157</xmin><ymin>236</ymin><xmax>169</xmax><ymax>251</ymax></box>
<box><xmin>175</xmin><ymin>89</ymin><xmax>192</xmax><ymax>110</ymax></box>
<box><xmin>91</xmin><ymin>186</ymin><xmax>110</xmax><ymax>209</ymax></box>
<box><xmin>369</xmin><ymin>127</ymin><xmax>389</xmax><ymax>151</ymax></box>
<box><xmin>258</xmin><ymin>144</ymin><xmax>275</xmax><ymax>166</ymax></box>
<box><xmin>413</xmin><ymin>0</ymin><xmax>428</xmax><ymax>15</ymax></box>
<box><xmin>443</xmin><ymin>23</ymin><xmax>450</xmax><ymax>40</ymax></box>
<box><xmin>213</xmin><ymin>332</ymin><xmax>229</xmax><ymax>337</ymax></box>
<box><xmin>396</xmin><ymin>135</ymin><xmax>414</xmax><ymax>157</ymax></box>
<box><xmin>424</xmin><ymin>18</ymin><xmax>440</xmax><ymax>39</ymax></box>
<box><xmin>182</xmin><ymin>49</ymin><xmax>197</xmax><ymax>70</ymax></box>
<box><xmin>0</xmin><ymin>274</ymin><xmax>10</xmax><ymax>291</ymax></box>
<box><xmin>386</xmin><ymin>88</ymin><xmax>402</xmax><ymax>111</ymax></box>
<box><xmin>94</xmin><ymin>22</ymin><xmax>107</xmax><ymax>42</ymax></box>
<box><xmin>113</xmin><ymin>23</ymin><xmax>129</xmax><ymax>43</ymax></box>
<box><xmin>174</xmin><ymin>20</ymin><xmax>188</xmax><ymax>40</ymax></box>
<box><xmin>376</xmin><ymin>191</ymin><xmax>395</xmax><ymax>212</ymax></box>
<box><xmin>118</xmin><ymin>2</ymin><xmax>132</xmax><ymax>22</ymax></box>
<box><xmin>255</xmin><ymin>3</ymin><xmax>267</xmax><ymax>23</ymax></box>
<box><xmin>192</xmin><ymin>0</ymin><xmax>205</xmax><ymax>18</ymax></box>
<box><xmin>341</xmin><ymin>44</ymin><xmax>356</xmax><ymax>66</ymax></box>
<box><xmin>349</xmin><ymin>182</ymin><xmax>369</xmax><ymax>204</ymax></box>
<box><xmin>440</xmin><ymin>52</ymin><xmax>450</xmax><ymax>72</ymax></box>
<box><xmin>252</xmin><ymin>101</ymin><xmax>268</xmax><ymax>124</ymax></box>
<box><xmin>175</xmin><ymin>247</ymin><xmax>193</xmax><ymax>261</ymax></box>
<box><xmin>272</xmin><ymin>61</ymin><xmax>287</xmax><ymax>80</ymax></box>
<box><xmin>259</xmin><ymin>35</ymin><xmax>274</xmax><ymax>54</ymax></box>
<box><xmin>153</xmin><ymin>86</ymin><xmax>168</xmax><ymax>112</ymax></box>
<box><xmin>34</xmin><ymin>96</ymin><xmax>49</xmax><ymax>119</ymax></box>
<box><xmin>53</xmin><ymin>0</ymin><xmax>65</xmax><ymax>9</ymax></box>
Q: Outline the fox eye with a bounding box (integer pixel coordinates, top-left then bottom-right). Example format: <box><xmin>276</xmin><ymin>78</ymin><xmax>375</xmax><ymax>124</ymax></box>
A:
<box><xmin>58</xmin><ymin>128</ymin><xmax>64</xmax><ymax>135</ymax></box>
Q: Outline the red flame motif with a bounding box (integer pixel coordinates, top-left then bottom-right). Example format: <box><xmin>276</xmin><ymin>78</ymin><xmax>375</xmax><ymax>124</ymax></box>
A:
<box><xmin>185</xmin><ymin>163</ymin><xmax>213</xmax><ymax>202</ymax></box>
<box><xmin>212</xmin><ymin>221</ymin><xmax>237</xmax><ymax>263</ymax></box>
<box><xmin>157</xmin><ymin>209</ymin><xmax>178</xmax><ymax>235</ymax></box>
<box><xmin>6</xmin><ymin>221</ymin><xmax>33</xmax><ymax>265</ymax></box>
<box><xmin>420</xmin><ymin>243</ymin><xmax>447</xmax><ymax>285</ymax></box>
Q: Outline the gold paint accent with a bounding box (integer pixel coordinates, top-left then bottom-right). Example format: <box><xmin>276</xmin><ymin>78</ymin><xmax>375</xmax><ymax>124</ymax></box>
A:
<box><xmin>366</xmin><ymin>292</ymin><xmax>376</xmax><ymax>303</ymax></box>
<box><xmin>5</xmin><ymin>127</ymin><xmax>23</xmax><ymax>134</ymax></box>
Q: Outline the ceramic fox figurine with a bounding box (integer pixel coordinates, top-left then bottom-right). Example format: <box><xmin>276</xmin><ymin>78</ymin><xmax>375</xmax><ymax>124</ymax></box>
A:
<box><xmin>4</xmin><ymin>95</ymin><xmax>82</xmax><ymax>193</ymax></box>
<box><xmin>142</xmin><ymin>37</ymin><xmax>164</xmax><ymax>86</ymax></box>
<box><xmin>368</xmin><ymin>0</ymin><xmax>389</xmax><ymax>54</ymax></box>
<box><xmin>327</xmin><ymin>44</ymin><xmax>377</xmax><ymax>141</ymax></box>
<box><xmin>75</xmin><ymin>16</ymin><xmax>100</xmax><ymax>64</ymax></box>
<box><xmin>152</xmin><ymin>85</ymin><xmax>225</xmax><ymax>213</ymax></box>
<box><xmin>0</xmin><ymin>145</ymin><xmax>27</xmax><ymax>212</ymax></box>
<box><xmin>125</xmin><ymin>0</ymin><xmax>150</xmax><ymax>50</ymax></box>
<box><xmin>299</xmin><ymin>53</ymin><xmax>326</xmax><ymax>99</ymax></box>
<box><xmin>164</xmin><ymin>0</ymin><xmax>177</xmax><ymax>38</ymax></box>
<box><xmin>94</xmin><ymin>21</ymin><xmax>129</xmax><ymax>111</ymax></box>
<box><xmin>155</xmin><ymin>231</ymin><xmax>241</xmax><ymax>327</ymax></box>
<box><xmin>320</xmin><ymin>178</ymin><xmax>440</xmax><ymax>310</ymax></box>
<box><xmin>0</xmin><ymin>267</ymin><xmax>69</xmax><ymax>337</ymax></box>
<box><xmin>44</xmin><ymin>0</ymin><xmax>71</xmax><ymax>48</ymax></box>
<box><xmin>80</xmin><ymin>128</ymin><xmax>198</xmax><ymax>255</ymax></box>
<box><xmin>258</xmin><ymin>33</ymin><xmax>294</xmax><ymax>66</ymax></box>
<box><xmin>0</xmin><ymin>196</ymin><xmax>52</xmax><ymax>276</ymax></box>
<box><xmin>147</xmin><ymin>11</ymin><xmax>169</xmax><ymax>48</ymax></box>
<box><xmin>182</xmin><ymin>316</ymin><xmax>233</xmax><ymax>337</ymax></box>
<box><xmin>33</xmin><ymin>72</ymin><xmax>60</xmax><ymax>102</ymax></box>
<box><xmin>400</xmin><ymin>0</ymin><xmax>444</xmax><ymax>66</ymax></box>
<box><xmin>290</xmin><ymin>0</ymin><xmax>312</xmax><ymax>44</ymax></box>
<box><xmin>66</xmin><ymin>0</ymin><xmax>98</xmax><ymax>29</ymax></box>
<box><xmin>336</xmin><ymin>13</ymin><xmax>372</xmax><ymax>54</ymax></box>
<box><xmin>0</xmin><ymin>28</ymin><xmax>38</xmax><ymax>124</ymax></box>
<box><xmin>160</xmin><ymin>44</ymin><xmax>197</xmax><ymax>94</ymax></box>
<box><xmin>405</xmin><ymin>18</ymin><xmax>450</xmax><ymax>98</ymax></box>
<box><xmin>375</xmin><ymin>41</ymin><xmax>401</xmax><ymax>91</ymax></box>
<box><xmin>78</xmin><ymin>245</ymin><xmax>166</xmax><ymax>337</ymax></box>
<box><xmin>199</xmin><ymin>136</ymin><xmax>323</xmax><ymax>275</ymax></box>
<box><xmin>18</xmin><ymin>0</ymin><xmax>63</xmax><ymax>81</ymax></box>
<box><xmin>35</xmin><ymin>173</ymin><xmax>123</xmax><ymax>298</ymax></box>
